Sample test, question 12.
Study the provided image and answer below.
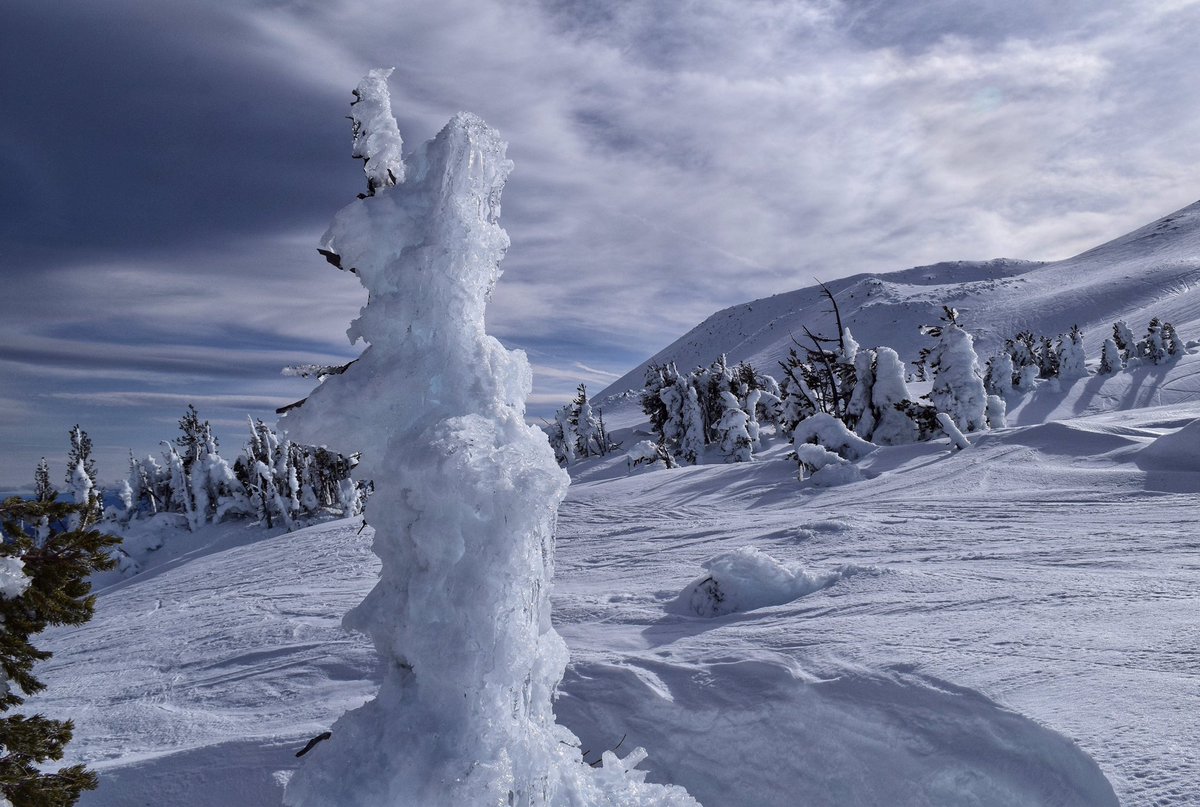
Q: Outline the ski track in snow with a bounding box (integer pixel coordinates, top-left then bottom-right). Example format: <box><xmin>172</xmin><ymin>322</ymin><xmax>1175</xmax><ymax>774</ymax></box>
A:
<box><xmin>23</xmin><ymin>398</ymin><xmax>1200</xmax><ymax>806</ymax></box>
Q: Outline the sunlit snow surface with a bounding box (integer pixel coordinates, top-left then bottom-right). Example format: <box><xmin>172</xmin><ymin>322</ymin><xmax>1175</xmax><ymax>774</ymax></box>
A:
<box><xmin>27</xmin><ymin>370</ymin><xmax>1200</xmax><ymax>805</ymax></box>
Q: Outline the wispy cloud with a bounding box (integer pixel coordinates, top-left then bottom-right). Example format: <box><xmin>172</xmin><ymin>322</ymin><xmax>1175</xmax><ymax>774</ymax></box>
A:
<box><xmin>2</xmin><ymin>0</ymin><xmax>1199</xmax><ymax>484</ymax></box>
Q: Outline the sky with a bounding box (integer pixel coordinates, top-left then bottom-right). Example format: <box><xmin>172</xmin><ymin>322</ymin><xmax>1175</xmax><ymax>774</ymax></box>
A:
<box><xmin>3</xmin><ymin>0</ymin><xmax>1200</xmax><ymax>489</ymax></box>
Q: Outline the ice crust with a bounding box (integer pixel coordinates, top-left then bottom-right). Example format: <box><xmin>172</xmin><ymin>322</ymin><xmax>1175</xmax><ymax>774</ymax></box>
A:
<box><xmin>282</xmin><ymin>73</ymin><xmax>697</xmax><ymax>806</ymax></box>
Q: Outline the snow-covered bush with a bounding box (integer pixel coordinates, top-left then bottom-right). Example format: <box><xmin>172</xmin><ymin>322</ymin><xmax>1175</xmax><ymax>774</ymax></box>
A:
<box><xmin>281</xmin><ymin>71</ymin><xmax>696</xmax><ymax>807</ymax></box>
<box><xmin>678</xmin><ymin>546</ymin><xmax>866</xmax><ymax>617</ymax></box>
<box><xmin>626</xmin><ymin>440</ymin><xmax>677</xmax><ymax>470</ymax></box>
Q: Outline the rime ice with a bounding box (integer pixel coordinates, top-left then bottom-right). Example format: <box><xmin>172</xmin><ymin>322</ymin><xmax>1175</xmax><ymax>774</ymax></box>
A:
<box><xmin>282</xmin><ymin>73</ymin><xmax>697</xmax><ymax>806</ymax></box>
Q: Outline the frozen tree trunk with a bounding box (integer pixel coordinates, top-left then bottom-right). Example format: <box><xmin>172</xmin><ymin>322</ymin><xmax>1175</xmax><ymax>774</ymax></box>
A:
<box><xmin>283</xmin><ymin>71</ymin><xmax>696</xmax><ymax>807</ymax></box>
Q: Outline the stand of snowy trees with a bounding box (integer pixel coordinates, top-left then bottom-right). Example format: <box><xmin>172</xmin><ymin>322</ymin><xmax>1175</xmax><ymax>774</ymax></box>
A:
<box><xmin>121</xmin><ymin>407</ymin><xmax>363</xmax><ymax>530</ymax></box>
<box><xmin>552</xmin><ymin>299</ymin><xmax>1187</xmax><ymax>483</ymax></box>
<box><xmin>36</xmin><ymin>408</ymin><xmax>364</xmax><ymax>537</ymax></box>
<box><xmin>983</xmin><ymin>317</ymin><xmax>1185</xmax><ymax>395</ymax></box>
<box><xmin>547</xmin><ymin>384</ymin><xmax>621</xmax><ymax>465</ymax></box>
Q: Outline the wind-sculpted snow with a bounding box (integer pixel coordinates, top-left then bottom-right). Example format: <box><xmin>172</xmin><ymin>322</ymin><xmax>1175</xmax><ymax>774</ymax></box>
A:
<box><xmin>557</xmin><ymin>660</ymin><xmax>1117</xmax><ymax>807</ymax></box>
<box><xmin>25</xmin><ymin>403</ymin><xmax>1200</xmax><ymax>804</ymax></box>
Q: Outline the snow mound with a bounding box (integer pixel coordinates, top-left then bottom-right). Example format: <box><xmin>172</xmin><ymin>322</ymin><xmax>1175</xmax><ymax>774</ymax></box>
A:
<box><xmin>1135</xmin><ymin>417</ymin><xmax>1200</xmax><ymax>472</ymax></box>
<box><xmin>557</xmin><ymin>658</ymin><xmax>1119</xmax><ymax>807</ymax></box>
<box><xmin>675</xmin><ymin>547</ymin><xmax>869</xmax><ymax>617</ymax></box>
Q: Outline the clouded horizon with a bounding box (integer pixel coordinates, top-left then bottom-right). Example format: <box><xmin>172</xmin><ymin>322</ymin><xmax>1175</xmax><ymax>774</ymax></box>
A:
<box><xmin>3</xmin><ymin>0</ymin><xmax>1200</xmax><ymax>488</ymax></box>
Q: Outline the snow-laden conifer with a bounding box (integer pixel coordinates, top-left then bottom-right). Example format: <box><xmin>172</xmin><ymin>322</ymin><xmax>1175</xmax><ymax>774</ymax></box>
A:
<box><xmin>1098</xmin><ymin>337</ymin><xmax>1122</xmax><ymax>374</ymax></box>
<box><xmin>1058</xmin><ymin>325</ymin><xmax>1088</xmax><ymax>379</ymax></box>
<box><xmin>870</xmin><ymin>347</ymin><xmax>920</xmax><ymax>445</ymax></box>
<box><xmin>923</xmin><ymin>308</ymin><xmax>987</xmax><ymax>433</ymax></box>
<box><xmin>679</xmin><ymin>383</ymin><xmax>706</xmax><ymax>464</ymax></box>
<box><xmin>845</xmin><ymin>347</ymin><xmax>877</xmax><ymax>438</ymax></box>
<box><xmin>717</xmin><ymin>391</ymin><xmax>754</xmax><ymax>462</ymax></box>
<box><xmin>1112</xmin><ymin>320</ymin><xmax>1136</xmax><ymax>362</ymax></box>
<box><xmin>33</xmin><ymin>459</ymin><xmax>54</xmax><ymax>504</ymax></box>
<box><xmin>282</xmin><ymin>73</ymin><xmax>696</xmax><ymax>807</ymax></box>
<box><xmin>984</xmin><ymin>352</ymin><xmax>1015</xmax><ymax>397</ymax></box>
<box><xmin>985</xmin><ymin>394</ymin><xmax>1007</xmax><ymax>429</ymax></box>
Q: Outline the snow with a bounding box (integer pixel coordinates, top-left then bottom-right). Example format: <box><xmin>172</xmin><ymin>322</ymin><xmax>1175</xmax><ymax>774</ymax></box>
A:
<box><xmin>17</xmin><ymin>96</ymin><xmax>1200</xmax><ymax>807</ymax></box>
<box><xmin>674</xmin><ymin>546</ymin><xmax>871</xmax><ymax>617</ymax></box>
<box><xmin>0</xmin><ymin>556</ymin><xmax>29</xmax><ymax>600</ymax></box>
<box><xmin>16</xmin><ymin>396</ymin><xmax>1200</xmax><ymax>805</ymax></box>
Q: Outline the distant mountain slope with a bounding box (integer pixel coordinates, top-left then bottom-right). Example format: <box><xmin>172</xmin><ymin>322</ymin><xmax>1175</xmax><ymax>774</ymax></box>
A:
<box><xmin>600</xmin><ymin>200</ymin><xmax>1200</xmax><ymax>398</ymax></box>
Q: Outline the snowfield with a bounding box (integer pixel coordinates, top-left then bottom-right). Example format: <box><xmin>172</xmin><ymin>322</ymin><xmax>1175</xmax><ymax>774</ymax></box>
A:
<box><xmin>26</xmin><ymin>199</ymin><xmax>1200</xmax><ymax>805</ymax></box>
<box><xmin>29</xmin><ymin>390</ymin><xmax>1200</xmax><ymax>805</ymax></box>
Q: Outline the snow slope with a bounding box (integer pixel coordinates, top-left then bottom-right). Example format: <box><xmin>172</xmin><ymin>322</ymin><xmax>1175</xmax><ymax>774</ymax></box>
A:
<box><xmin>600</xmin><ymin>199</ymin><xmax>1200</xmax><ymax>399</ymax></box>
<box><xmin>24</xmin><ymin>201</ymin><xmax>1200</xmax><ymax>806</ymax></box>
<box><xmin>28</xmin><ymin>398</ymin><xmax>1200</xmax><ymax>805</ymax></box>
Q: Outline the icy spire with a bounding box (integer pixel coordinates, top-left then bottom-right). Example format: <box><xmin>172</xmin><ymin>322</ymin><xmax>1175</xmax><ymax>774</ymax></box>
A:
<box><xmin>350</xmin><ymin>68</ymin><xmax>405</xmax><ymax>196</ymax></box>
<box><xmin>283</xmin><ymin>72</ymin><xmax>697</xmax><ymax>807</ymax></box>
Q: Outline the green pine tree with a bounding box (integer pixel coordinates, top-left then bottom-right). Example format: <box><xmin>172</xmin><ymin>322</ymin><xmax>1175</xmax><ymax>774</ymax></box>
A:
<box><xmin>0</xmin><ymin>494</ymin><xmax>119</xmax><ymax>806</ymax></box>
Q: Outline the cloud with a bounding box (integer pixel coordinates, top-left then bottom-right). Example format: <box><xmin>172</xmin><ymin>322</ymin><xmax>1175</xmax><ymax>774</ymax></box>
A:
<box><xmin>3</xmin><ymin>0</ymin><xmax>1200</xmax><ymax>484</ymax></box>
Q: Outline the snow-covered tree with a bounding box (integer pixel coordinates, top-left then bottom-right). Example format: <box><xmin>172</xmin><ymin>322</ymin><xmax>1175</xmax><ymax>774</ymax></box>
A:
<box><xmin>985</xmin><ymin>394</ymin><xmax>1007</xmax><ymax>429</ymax></box>
<box><xmin>1136</xmin><ymin>318</ymin><xmax>1183</xmax><ymax>365</ymax></box>
<box><xmin>281</xmin><ymin>73</ymin><xmax>696</xmax><ymax>806</ymax></box>
<box><xmin>1112</xmin><ymin>320</ymin><xmax>1136</xmax><ymax>362</ymax></box>
<box><xmin>984</xmin><ymin>352</ymin><xmax>1016</xmax><ymax>397</ymax></box>
<box><xmin>679</xmin><ymin>383</ymin><xmax>706</xmax><ymax>464</ymax></box>
<box><xmin>1058</xmin><ymin>325</ymin><xmax>1088</xmax><ymax>380</ymax></box>
<box><xmin>716</xmin><ymin>391</ymin><xmax>754</xmax><ymax>462</ymax></box>
<box><xmin>1162</xmin><ymin>321</ymin><xmax>1184</xmax><ymax>358</ymax></box>
<box><xmin>1036</xmin><ymin>335</ymin><xmax>1060</xmax><ymax>379</ymax></box>
<box><xmin>640</xmin><ymin>363</ymin><xmax>677</xmax><ymax>444</ymax></box>
<box><xmin>777</xmin><ymin>346</ymin><xmax>819</xmax><ymax>434</ymax></box>
<box><xmin>547</xmin><ymin>405</ymin><xmax>577</xmax><ymax>465</ymax></box>
<box><xmin>0</xmin><ymin>496</ymin><xmax>118</xmax><ymax>805</ymax></box>
<box><xmin>64</xmin><ymin>427</ymin><xmax>100</xmax><ymax>526</ymax></box>
<box><xmin>658</xmin><ymin>372</ymin><xmax>686</xmax><ymax>446</ymax></box>
<box><xmin>845</xmin><ymin>347</ymin><xmax>877</xmax><ymax>438</ymax></box>
<box><xmin>1098</xmin><ymin>337</ymin><xmax>1122</xmax><ymax>374</ymax></box>
<box><xmin>33</xmin><ymin>460</ymin><xmax>54</xmax><ymax>504</ymax></box>
<box><xmin>870</xmin><ymin>347</ymin><xmax>922</xmax><ymax>445</ymax></box>
<box><xmin>923</xmin><ymin>307</ymin><xmax>987</xmax><ymax>433</ymax></box>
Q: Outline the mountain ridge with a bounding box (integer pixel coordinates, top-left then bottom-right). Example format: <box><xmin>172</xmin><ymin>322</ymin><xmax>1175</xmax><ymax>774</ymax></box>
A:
<box><xmin>599</xmin><ymin>199</ymin><xmax>1200</xmax><ymax>400</ymax></box>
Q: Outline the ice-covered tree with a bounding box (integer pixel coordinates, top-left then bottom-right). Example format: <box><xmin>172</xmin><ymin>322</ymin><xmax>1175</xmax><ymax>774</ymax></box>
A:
<box><xmin>923</xmin><ymin>307</ymin><xmax>987</xmax><ymax>433</ymax></box>
<box><xmin>282</xmin><ymin>72</ymin><xmax>696</xmax><ymax>807</ymax></box>
<box><xmin>0</xmin><ymin>496</ymin><xmax>118</xmax><ymax>806</ymax></box>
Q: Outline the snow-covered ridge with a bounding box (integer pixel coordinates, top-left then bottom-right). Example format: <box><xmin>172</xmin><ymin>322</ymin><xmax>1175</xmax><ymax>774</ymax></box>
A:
<box><xmin>599</xmin><ymin>199</ymin><xmax>1200</xmax><ymax>400</ymax></box>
